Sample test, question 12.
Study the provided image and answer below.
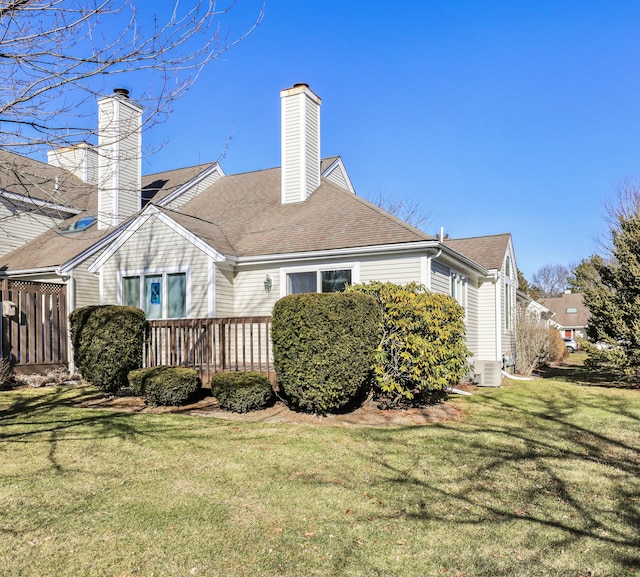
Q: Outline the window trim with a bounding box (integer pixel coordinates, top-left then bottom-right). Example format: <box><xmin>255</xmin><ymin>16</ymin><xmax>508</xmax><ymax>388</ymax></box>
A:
<box><xmin>279</xmin><ymin>262</ymin><xmax>360</xmax><ymax>297</ymax></box>
<box><xmin>504</xmin><ymin>256</ymin><xmax>515</xmax><ymax>331</ymax></box>
<box><xmin>450</xmin><ymin>271</ymin><xmax>467</xmax><ymax>308</ymax></box>
<box><xmin>117</xmin><ymin>266</ymin><xmax>191</xmax><ymax>319</ymax></box>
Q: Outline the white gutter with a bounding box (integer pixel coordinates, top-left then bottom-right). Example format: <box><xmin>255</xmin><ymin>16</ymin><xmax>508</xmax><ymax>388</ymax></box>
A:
<box><xmin>0</xmin><ymin>190</ymin><xmax>81</xmax><ymax>215</ymax></box>
<box><xmin>66</xmin><ymin>271</ymin><xmax>76</xmax><ymax>372</ymax></box>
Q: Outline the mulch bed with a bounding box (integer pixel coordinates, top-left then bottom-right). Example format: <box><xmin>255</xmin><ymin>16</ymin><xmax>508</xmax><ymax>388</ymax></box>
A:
<box><xmin>78</xmin><ymin>390</ymin><xmax>469</xmax><ymax>427</ymax></box>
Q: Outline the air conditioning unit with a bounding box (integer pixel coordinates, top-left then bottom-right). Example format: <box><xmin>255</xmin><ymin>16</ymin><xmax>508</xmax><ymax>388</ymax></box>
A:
<box><xmin>473</xmin><ymin>361</ymin><xmax>502</xmax><ymax>387</ymax></box>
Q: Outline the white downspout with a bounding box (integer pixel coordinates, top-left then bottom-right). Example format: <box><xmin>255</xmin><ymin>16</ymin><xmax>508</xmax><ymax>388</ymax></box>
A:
<box><xmin>494</xmin><ymin>271</ymin><xmax>502</xmax><ymax>363</ymax></box>
<box><xmin>424</xmin><ymin>247</ymin><xmax>442</xmax><ymax>292</ymax></box>
<box><xmin>66</xmin><ymin>272</ymin><xmax>76</xmax><ymax>373</ymax></box>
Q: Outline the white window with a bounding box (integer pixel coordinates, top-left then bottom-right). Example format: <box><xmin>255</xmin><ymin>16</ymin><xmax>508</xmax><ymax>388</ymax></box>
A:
<box><xmin>504</xmin><ymin>256</ymin><xmax>514</xmax><ymax>331</ymax></box>
<box><xmin>120</xmin><ymin>269</ymin><xmax>189</xmax><ymax>319</ymax></box>
<box><xmin>505</xmin><ymin>282</ymin><xmax>513</xmax><ymax>330</ymax></box>
<box><xmin>282</xmin><ymin>264</ymin><xmax>359</xmax><ymax>296</ymax></box>
<box><xmin>450</xmin><ymin>272</ymin><xmax>467</xmax><ymax>308</ymax></box>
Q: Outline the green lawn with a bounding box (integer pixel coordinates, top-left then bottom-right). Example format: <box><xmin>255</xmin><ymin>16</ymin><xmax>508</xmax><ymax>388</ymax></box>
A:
<box><xmin>1</xmin><ymin>362</ymin><xmax>639</xmax><ymax>577</ymax></box>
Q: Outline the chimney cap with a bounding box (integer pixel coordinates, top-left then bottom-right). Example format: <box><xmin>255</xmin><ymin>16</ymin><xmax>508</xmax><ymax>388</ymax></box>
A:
<box><xmin>293</xmin><ymin>82</ymin><xmax>309</xmax><ymax>89</ymax></box>
<box><xmin>113</xmin><ymin>87</ymin><xmax>130</xmax><ymax>98</ymax></box>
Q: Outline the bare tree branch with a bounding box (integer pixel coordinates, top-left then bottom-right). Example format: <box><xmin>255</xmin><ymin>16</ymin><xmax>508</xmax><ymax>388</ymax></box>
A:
<box><xmin>0</xmin><ymin>0</ymin><xmax>264</xmax><ymax>152</ymax></box>
<box><xmin>365</xmin><ymin>187</ymin><xmax>431</xmax><ymax>231</ymax></box>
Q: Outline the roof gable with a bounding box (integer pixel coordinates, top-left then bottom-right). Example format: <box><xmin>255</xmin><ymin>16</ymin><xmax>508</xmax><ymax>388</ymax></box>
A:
<box><xmin>141</xmin><ymin>162</ymin><xmax>223</xmax><ymax>207</ymax></box>
<box><xmin>445</xmin><ymin>233</ymin><xmax>513</xmax><ymax>271</ymax></box>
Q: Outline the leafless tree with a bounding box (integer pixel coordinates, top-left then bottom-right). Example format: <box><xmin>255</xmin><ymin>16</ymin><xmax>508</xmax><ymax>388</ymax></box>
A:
<box><xmin>514</xmin><ymin>304</ymin><xmax>551</xmax><ymax>376</ymax></box>
<box><xmin>531</xmin><ymin>263</ymin><xmax>570</xmax><ymax>298</ymax></box>
<box><xmin>0</xmin><ymin>0</ymin><xmax>263</xmax><ymax>152</ymax></box>
<box><xmin>365</xmin><ymin>188</ymin><xmax>431</xmax><ymax>231</ymax></box>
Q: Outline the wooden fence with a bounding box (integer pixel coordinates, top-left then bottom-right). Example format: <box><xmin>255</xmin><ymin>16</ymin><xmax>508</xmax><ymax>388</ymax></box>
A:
<box><xmin>145</xmin><ymin>316</ymin><xmax>274</xmax><ymax>385</ymax></box>
<box><xmin>0</xmin><ymin>279</ymin><xmax>68</xmax><ymax>373</ymax></box>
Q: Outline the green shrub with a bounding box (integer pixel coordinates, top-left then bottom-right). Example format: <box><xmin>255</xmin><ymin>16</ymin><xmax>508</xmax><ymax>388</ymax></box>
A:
<box><xmin>210</xmin><ymin>371</ymin><xmax>274</xmax><ymax>413</ymax></box>
<box><xmin>271</xmin><ymin>292</ymin><xmax>380</xmax><ymax>414</ymax></box>
<box><xmin>347</xmin><ymin>281</ymin><xmax>471</xmax><ymax>404</ymax></box>
<box><xmin>69</xmin><ymin>306</ymin><xmax>146</xmax><ymax>395</ymax></box>
<box><xmin>129</xmin><ymin>366</ymin><xmax>200</xmax><ymax>406</ymax></box>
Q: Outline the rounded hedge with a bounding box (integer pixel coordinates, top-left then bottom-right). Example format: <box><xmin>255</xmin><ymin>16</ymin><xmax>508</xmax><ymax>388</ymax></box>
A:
<box><xmin>129</xmin><ymin>366</ymin><xmax>200</xmax><ymax>406</ymax></box>
<box><xmin>69</xmin><ymin>305</ymin><xmax>146</xmax><ymax>395</ymax></box>
<box><xmin>271</xmin><ymin>292</ymin><xmax>380</xmax><ymax>414</ymax></box>
<box><xmin>210</xmin><ymin>371</ymin><xmax>274</xmax><ymax>413</ymax></box>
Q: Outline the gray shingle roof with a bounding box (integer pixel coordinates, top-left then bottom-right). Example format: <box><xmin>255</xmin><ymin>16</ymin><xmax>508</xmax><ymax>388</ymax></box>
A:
<box><xmin>444</xmin><ymin>233</ymin><xmax>511</xmax><ymax>270</ymax></box>
<box><xmin>0</xmin><ymin>158</ymin><xmax>434</xmax><ymax>272</ymax></box>
<box><xmin>0</xmin><ymin>211</ymin><xmax>113</xmax><ymax>271</ymax></box>
<box><xmin>0</xmin><ymin>150</ymin><xmax>95</xmax><ymax>211</ymax></box>
<box><xmin>174</xmin><ymin>166</ymin><xmax>433</xmax><ymax>257</ymax></box>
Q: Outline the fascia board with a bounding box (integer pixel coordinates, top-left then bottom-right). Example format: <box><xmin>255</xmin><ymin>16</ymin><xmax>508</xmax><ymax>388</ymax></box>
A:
<box><xmin>59</xmin><ymin>226</ymin><xmax>127</xmax><ymax>275</ymax></box>
<box><xmin>153</xmin><ymin>211</ymin><xmax>226</xmax><ymax>262</ymax></box>
<box><xmin>232</xmin><ymin>240</ymin><xmax>443</xmax><ymax>267</ymax></box>
<box><xmin>1</xmin><ymin>190</ymin><xmax>81</xmax><ymax>215</ymax></box>
<box><xmin>156</xmin><ymin>163</ymin><xmax>225</xmax><ymax>207</ymax></box>
<box><xmin>0</xmin><ymin>266</ymin><xmax>58</xmax><ymax>277</ymax></box>
<box><xmin>87</xmin><ymin>207</ymin><xmax>159</xmax><ymax>273</ymax></box>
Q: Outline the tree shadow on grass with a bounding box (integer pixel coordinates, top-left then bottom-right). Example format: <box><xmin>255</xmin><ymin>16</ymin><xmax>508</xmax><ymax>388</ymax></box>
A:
<box><xmin>345</xmin><ymin>385</ymin><xmax>640</xmax><ymax>575</ymax></box>
<box><xmin>0</xmin><ymin>384</ymin><xmax>217</xmax><ymax>476</ymax></box>
<box><xmin>538</xmin><ymin>354</ymin><xmax>638</xmax><ymax>389</ymax></box>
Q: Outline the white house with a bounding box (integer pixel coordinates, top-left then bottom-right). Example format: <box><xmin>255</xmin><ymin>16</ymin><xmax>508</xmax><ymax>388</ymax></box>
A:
<box><xmin>0</xmin><ymin>84</ymin><xmax>521</xmax><ymax>386</ymax></box>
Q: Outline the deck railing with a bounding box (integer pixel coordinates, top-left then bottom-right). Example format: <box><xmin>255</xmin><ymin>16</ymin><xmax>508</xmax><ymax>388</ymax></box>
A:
<box><xmin>145</xmin><ymin>316</ymin><xmax>274</xmax><ymax>385</ymax></box>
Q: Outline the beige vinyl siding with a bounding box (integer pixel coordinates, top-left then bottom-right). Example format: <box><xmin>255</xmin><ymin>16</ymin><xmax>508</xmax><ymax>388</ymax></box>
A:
<box><xmin>304</xmin><ymin>101</ymin><xmax>320</xmax><ymax>197</ymax></box>
<box><xmin>215</xmin><ymin>267</ymin><xmax>235</xmax><ymax>317</ymax></box>
<box><xmin>97</xmin><ymin>96</ymin><xmax>141</xmax><ymax>228</ymax></box>
<box><xmin>359</xmin><ymin>254</ymin><xmax>422</xmax><ymax>284</ymax></box>
<box><xmin>464</xmin><ymin>277</ymin><xmax>480</xmax><ymax>358</ymax></box>
<box><xmin>99</xmin><ymin>215</ymin><xmax>210</xmax><ymax>318</ymax></box>
<box><xmin>0</xmin><ymin>200</ymin><xmax>70</xmax><ymax>258</ymax></box>
<box><xmin>281</xmin><ymin>95</ymin><xmax>303</xmax><ymax>204</ymax></box>
<box><xmin>164</xmin><ymin>170</ymin><xmax>223</xmax><ymax>210</ymax></box>
<box><xmin>47</xmin><ymin>144</ymin><xmax>99</xmax><ymax>185</ymax></box>
<box><xmin>73</xmin><ymin>260</ymin><xmax>100</xmax><ymax>309</ymax></box>
<box><xmin>430</xmin><ymin>260</ymin><xmax>450</xmax><ymax>294</ymax></box>
<box><xmin>477</xmin><ymin>280</ymin><xmax>498</xmax><ymax>360</ymax></box>
<box><xmin>323</xmin><ymin>165</ymin><xmax>349</xmax><ymax>190</ymax></box>
<box><xmin>234</xmin><ymin>267</ymin><xmax>280</xmax><ymax>316</ymax></box>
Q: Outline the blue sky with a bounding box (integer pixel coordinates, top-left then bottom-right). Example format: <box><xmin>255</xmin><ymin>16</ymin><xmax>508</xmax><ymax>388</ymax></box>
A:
<box><xmin>138</xmin><ymin>0</ymin><xmax>640</xmax><ymax>278</ymax></box>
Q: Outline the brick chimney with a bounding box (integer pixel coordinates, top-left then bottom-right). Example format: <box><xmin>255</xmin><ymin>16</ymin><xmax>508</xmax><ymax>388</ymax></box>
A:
<box><xmin>280</xmin><ymin>83</ymin><xmax>321</xmax><ymax>204</ymax></box>
<box><xmin>96</xmin><ymin>88</ymin><xmax>142</xmax><ymax>229</ymax></box>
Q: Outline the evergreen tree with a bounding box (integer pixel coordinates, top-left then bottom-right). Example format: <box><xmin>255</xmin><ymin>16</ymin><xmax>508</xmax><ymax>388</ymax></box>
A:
<box><xmin>572</xmin><ymin>210</ymin><xmax>640</xmax><ymax>381</ymax></box>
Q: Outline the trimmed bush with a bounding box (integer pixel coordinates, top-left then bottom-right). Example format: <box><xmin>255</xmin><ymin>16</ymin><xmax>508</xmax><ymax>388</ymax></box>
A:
<box><xmin>347</xmin><ymin>281</ymin><xmax>471</xmax><ymax>404</ymax></box>
<box><xmin>129</xmin><ymin>366</ymin><xmax>200</xmax><ymax>406</ymax></box>
<box><xmin>210</xmin><ymin>371</ymin><xmax>274</xmax><ymax>413</ymax></box>
<box><xmin>271</xmin><ymin>292</ymin><xmax>380</xmax><ymax>414</ymax></box>
<box><xmin>69</xmin><ymin>305</ymin><xmax>146</xmax><ymax>395</ymax></box>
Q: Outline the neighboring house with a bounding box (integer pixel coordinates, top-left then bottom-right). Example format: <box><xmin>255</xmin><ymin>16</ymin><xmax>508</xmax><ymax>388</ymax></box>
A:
<box><xmin>516</xmin><ymin>290</ymin><xmax>556</xmax><ymax>326</ymax></box>
<box><xmin>540</xmin><ymin>291</ymin><xmax>590</xmax><ymax>340</ymax></box>
<box><xmin>0</xmin><ymin>83</ymin><xmax>522</xmax><ymax>386</ymax></box>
